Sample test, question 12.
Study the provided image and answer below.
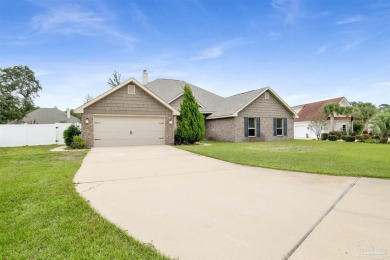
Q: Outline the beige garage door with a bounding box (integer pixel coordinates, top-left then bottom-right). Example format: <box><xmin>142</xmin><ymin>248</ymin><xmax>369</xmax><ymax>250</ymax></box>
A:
<box><xmin>94</xmin><ymin>116</ymin><xmax>165</xmax><ymax>147</ymax></box>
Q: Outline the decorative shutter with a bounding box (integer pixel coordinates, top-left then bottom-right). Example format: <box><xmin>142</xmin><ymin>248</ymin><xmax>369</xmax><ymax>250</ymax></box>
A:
<box><xmin>273</xmin><ymin>118</ymin><xmax>277</xmax><ymax>136</ymax></box>
<box><xmin>256</xmin><ymin>117</ymin><xmax>260</xmax><ymax>137</ymax></box>
<box><xmin>283</xmin><ymin>118</ymin><xmax>287</xmax><ymax>136</ymax></box>
<box><xmin>244</xmin><ymin>117</ymin><xmax>249</xmax><ymax>137</ymax></box>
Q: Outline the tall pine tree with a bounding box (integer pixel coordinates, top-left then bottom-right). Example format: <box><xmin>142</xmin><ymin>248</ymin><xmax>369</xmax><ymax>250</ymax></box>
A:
<box><xmin>176</xmin><ymin>85</ymin><xmax>205</xmax><ymax>144</ymax></box>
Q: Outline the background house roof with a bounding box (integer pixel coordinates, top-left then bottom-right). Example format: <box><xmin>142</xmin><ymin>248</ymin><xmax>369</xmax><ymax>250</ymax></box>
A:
<box><xmin>145</xmin><ymin>79</ymin><xmax>225</xmax><ymax>113</ymax></box>
<box><xmin>19</xmin><ymin>108</ymin><xmax>80</xmax><ymax>124</ymax></box>
<box><xmin>293</xmin><ymin>97</ymin><xmax>347</xmax><ymax>122</ymax></box>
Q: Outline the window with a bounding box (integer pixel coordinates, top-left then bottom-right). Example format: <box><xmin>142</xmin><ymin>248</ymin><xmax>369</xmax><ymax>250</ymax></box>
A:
<box><xmin>248</xmin><ymin>118</ymin><xmax>256</xmax><ymax>137</ymax></box>
<box><xmin>128</xmin><ymin>85</ymin><xmax>135</xmax><ymax>95</ymax></box>
<box><xmin>276</xmin><ymin>118</ymin><xmax>284</xmax><ymax>136</ymax></box>
<box><xmin>244</xmin><ymin>117</ymin><xmax>260</xmax><ymax>137</ymax></box>
<box><xmin>273</xmin><ymin>118</ymin><xmax>287</xmax><ymax>136</ymax></box>
<box><xmin>342</xmin><ymin>125</ymin><xmax>346</xmax><ymax>132</ymax></box>
<box><xmin>265</xmin><ymin>92</ymin><xmax>269</xmax><ymax>99</ymax></box>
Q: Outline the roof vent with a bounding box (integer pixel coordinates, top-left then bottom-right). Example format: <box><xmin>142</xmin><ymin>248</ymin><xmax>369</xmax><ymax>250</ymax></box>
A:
<box><xmin>142</xmin><ymin>70</ymin><xmax>148</xmax><ymax>85</ymax></box>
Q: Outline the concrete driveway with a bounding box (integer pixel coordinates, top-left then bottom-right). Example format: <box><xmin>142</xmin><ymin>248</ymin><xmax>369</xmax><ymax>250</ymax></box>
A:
<box><xmin>74</xmin><ymin>146</ymin><xmax>390</xmax><ymax>259</ymax></box>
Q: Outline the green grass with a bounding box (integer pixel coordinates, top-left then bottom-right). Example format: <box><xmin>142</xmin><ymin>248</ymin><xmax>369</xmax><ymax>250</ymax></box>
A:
<box><xmin>0</xmin><ymin>145</ymin><xmax>168</xmax><ymax>259</ymax></box>
<box><xmin>178</xmin><ymin>140</ymin><xmax>390</xmax><ymax>179</ymax></box>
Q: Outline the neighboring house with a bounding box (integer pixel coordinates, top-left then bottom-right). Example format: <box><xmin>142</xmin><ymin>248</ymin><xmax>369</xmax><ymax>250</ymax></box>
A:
<box><xmin>75</xmin><ymin>71</ymin><xmax>298</xmax><ymax>147</ymax></box>
<box><xmin>292</xmin><ymin>97</ymin><xmax>352</xmax><ymax>139</ymax></box>
<box><xmin>18</xmin><ymin>108</ymin><xmax>80</xmax><ymax>124</ymax></box>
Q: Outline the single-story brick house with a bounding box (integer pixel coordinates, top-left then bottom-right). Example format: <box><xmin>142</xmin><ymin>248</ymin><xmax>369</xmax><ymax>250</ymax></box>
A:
<box><xmin>75</xmin><ymin>71</ymin><xmax>298</xmax><ymax>147</ymax></box>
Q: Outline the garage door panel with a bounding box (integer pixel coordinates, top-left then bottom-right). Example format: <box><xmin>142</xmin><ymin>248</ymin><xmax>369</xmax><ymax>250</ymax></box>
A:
<box><xmin>94</xmin><ymin>116</ymin><xmax>165</xmax><ymax>147</ymax></box>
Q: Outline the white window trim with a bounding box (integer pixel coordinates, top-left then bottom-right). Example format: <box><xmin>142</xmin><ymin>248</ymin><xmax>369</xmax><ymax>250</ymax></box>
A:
<box><xmin>128</xmin><ymin>85</ymin><xmax>135</xmax><ymax>95</ymax></box>
<box><xmin>248</xmin><ymin>117</ymin><xmax>256</xmax><ymax>137</ymax></box>
<box><xmin>276</xmin><ymin>118</ymin><xmax>284</xmax><ymax>136</ymax></box>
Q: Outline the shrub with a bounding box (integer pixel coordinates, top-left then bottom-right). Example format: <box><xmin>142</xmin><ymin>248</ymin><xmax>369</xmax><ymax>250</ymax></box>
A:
<box><xmin>329</xmin><ymin>131</ymin><xmax>342</xmax><ymax>140</ymax></box>
<box><xmin>176</xmin><ymin>85</ymin><xmax>205</xmax><ymax>144</ymax></box>
<box><xmin>63</xmin><ymin>124</ymin><xmax>81</xmax><ymax>146</ymax></box>
<box><xmin>356</xmin><ymin>134</ymin><xmax>371</xmax><ymax>142</ymax></box>
<box><xmin>344</xmin><ymin>136</ymin><xmax>356</xmax><ymax>142</ymax></box>
<box><xmin>353</xmin><ymin>122</ymin><xmax>364</xmax><ymax>134</ymax></box>
<box><xmin>321</xmin><ymin>133</ymin><xmax>329</xmax><ymax>140</ymax></box>
<box><xmin>364</xmin><ymin>138</ymin><xmax>375</xmax><ymax>144</ymax></box>
<box><xmin>70</xmin><ymin>135</ymin><xmax>86</xmax><ymax>149</ymax></box>
<box><xmin>328</xmin><ymin>135</ymin><xmax>338</xmax><ymax>141</ymax></box>
<box><xmin>342</xmin><ymin>135</ymin><xmax>348</xmax><ymax>141</ymax></box>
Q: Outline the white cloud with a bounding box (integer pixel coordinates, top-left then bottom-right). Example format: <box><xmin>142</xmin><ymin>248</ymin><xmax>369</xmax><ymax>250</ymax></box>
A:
<box><xmin>31</xmin><ymin>6</ymin><xmax>105</xmax><ymax>33</ymax></box>
<box><xmin>191</xmin><ymin>47</ymin><xmax>224</xmax><ymax>61</ymax></box>
<box><xmin>191</xmin><ymin>38</ymin><xmax>245</xmax><ymax>61</ymax></box>
<box><xmin>336</xmin><ymin>16</ymin><xmax>363</xmax><ymax>25</ymax></box>
<box><xmin>344</xmin><ymin>38</ymin><xmax>366</xmax><ymax>50</ymax></box>
<box><xmin>30</xmin><ymin>5</ymin><xmax>134</xmax><ymax>44</ymax></box>
<box><xmin>271</xmin><ymin>0</ymin><xmax>302</xmax><ymax>24</ymax></box>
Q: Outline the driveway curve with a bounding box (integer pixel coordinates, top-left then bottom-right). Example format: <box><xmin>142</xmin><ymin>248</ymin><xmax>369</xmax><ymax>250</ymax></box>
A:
<box><xmin>74</xmin><ymin>146</ymin><xmax>390</xmax><ymax>259</ymax></box>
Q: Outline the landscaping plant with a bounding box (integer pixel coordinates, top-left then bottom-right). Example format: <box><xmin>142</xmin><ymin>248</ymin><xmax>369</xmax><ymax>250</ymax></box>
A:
<box><xmin>71</xmin><ymin>135</ymin><xmax>86</xmax><ymax>149</ymax></box>
<box><xmin>371</xmin><ymin>109</ymin><xmax>390</xmax><ymax>144</ymax></box>
<box><xmin>176</xmin><ymin>85</ymin><xmax>205</xmax><ymax>144</ymax></box>
<box><xmin>328</xmin><ymin>135</ymin><xmax>338</xmax><ymax>141</ymax></box>
<box><xmin>63</xmin><ymin>124</ymin><xmax>81</xmax><ymax>146</ymax></box>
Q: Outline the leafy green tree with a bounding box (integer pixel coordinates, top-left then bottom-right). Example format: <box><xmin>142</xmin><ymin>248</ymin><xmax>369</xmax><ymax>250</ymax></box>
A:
<box><xmin>0</xmin><ymin>66</ymin><xmax>42</xmax><ymax>123</ymax></box>
<box><xmin>352</xmin><ymin>102</ymin><xmax>378</xmax><ymax>130</ymax></box>
<box><xmin>108</xmin><ymin>70</ymin><xmax>121</xmax><ymax>88</ymax></box>
<box><xmin>322</xmin><ymin>103</ymin><xmax>343</xmax><ymax>132</ymax></box>
<box><xmin>371</xmin><ymin>110</ymin><xmax>390</xmax><ymax>143</ymax></box>
<box><xmin>379</xmin><ymin>104</ymin><xmax>390</xmax><ymax>112</ymax></box>
<box><xmin>176</xmin><ymin>85</ymin><xmax>205</xmax><ymax>144</ymax></box>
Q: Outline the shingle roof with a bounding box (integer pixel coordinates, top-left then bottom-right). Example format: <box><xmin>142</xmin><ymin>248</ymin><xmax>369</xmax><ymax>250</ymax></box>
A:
<box><xmin>207</xmin><ymin>88</ymin><xmax>268</xmax><ymax>118</ymax></box>
<box><xmin>19</xmin><ymin>108</ymin><xmax>80</xmax><ymax>124</ymax></box>
<box><xmin>293</xmin><ymin>97</ymin><xmax>346</xmax><ymax>122</ymax></box>
<box><xmin>145</xmin><ymin>79</ymin><xmax>225</xmax><ymax>113</ymax></box>
<box><xmin>145</xmin><ymin>79</ymin><xmax>296</xmax><ymax>119</ymax></box>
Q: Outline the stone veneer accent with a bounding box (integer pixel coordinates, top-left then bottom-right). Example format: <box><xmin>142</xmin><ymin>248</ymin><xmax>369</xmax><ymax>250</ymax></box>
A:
<box><xmin>206</xmin><ymin>91</ymin><xmax>294</xmax><ymax>142</ymax></box>
<box><xmin>81</xmin><ymin>84</ymin><xmax>175</xmax><ymax>147</ymax></box>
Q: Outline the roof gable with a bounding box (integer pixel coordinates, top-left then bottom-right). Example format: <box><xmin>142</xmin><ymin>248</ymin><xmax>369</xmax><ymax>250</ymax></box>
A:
<box><xmin>294</xmin><ymin>97</ymin><xmax>350</xmax><ymax>122</ymax></box>
<box><xmin>207</xmin><ymin>87</ymin><xmax>298</xmax><ymax>119</ymax></box>
<box><xmin>74</xmin><ymin>78</ymin><xmax>179</xmax><ymax>115</ymax></box>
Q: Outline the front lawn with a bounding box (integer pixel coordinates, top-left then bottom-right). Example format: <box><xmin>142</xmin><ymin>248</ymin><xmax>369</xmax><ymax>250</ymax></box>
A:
<box><xmin>178</xmin><ymin>140</ymin><xmax>390</xmax><ymax>179</ymax></box>
<box><xmin>0</xmin><ymin>146</ymin><xmax>168</xmax><ymax>259</ymax></box>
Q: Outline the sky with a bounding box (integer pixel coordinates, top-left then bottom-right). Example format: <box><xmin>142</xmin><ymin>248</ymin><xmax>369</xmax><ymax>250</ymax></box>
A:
<box><xmin>1</xmin><ymin>0</ymin><xmax>389</xmax><ymax>110</ymax></box>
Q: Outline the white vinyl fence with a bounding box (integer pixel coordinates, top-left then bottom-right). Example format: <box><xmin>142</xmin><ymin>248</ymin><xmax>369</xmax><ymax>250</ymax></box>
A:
<box><xmin>0</xmin><ymin>123</ymin><xmax>78</xmax><ymax>147</ymax></box>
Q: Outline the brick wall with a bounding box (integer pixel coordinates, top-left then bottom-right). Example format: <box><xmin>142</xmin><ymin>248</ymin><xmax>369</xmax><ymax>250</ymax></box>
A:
<box><xmin>205</xmin><ymin>118</ymin><xmax>236</xmax><ymax>142</ymax></box>
<box><xmin>205</xmin><ymin>91</ymin><xmax>294</xmax><ymax>142</ymax></box>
